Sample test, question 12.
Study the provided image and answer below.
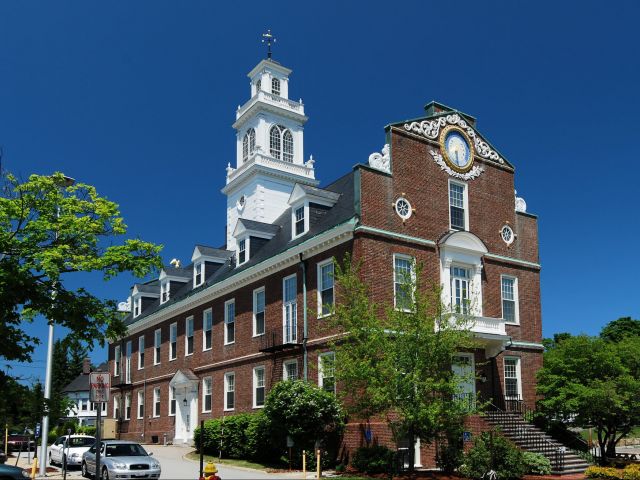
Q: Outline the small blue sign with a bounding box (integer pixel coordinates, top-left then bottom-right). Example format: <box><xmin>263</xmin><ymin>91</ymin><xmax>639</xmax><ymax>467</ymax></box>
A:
<box><xmin>35</xmin><ymin>423</ymin><xmax>41</xmax><ymax>438</ymax></box>
<box><xmin>364</xmin><ymin>428</ymin><xmax>372</xmax><ymax>442</ymax></box>
<box><xmin>463</xmin><ymin>431</ymin><xmax>472</xmax><ymax>442</ymax></box>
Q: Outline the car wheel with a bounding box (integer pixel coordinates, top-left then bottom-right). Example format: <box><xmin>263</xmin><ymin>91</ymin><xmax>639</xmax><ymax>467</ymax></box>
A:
<box><xmin>101</xmin><ymin>466</ymin><xmax>109</xmax><ymax>480</ymax></box>
<box><xmin>81</xmin><ymin>461</ymin><xmax>89</xmax><ymax>478</ymax></box>
<box><xmin>48</xmin><ymin>452</ymin><xmax>54</xmax><ymax>466</ymax></box>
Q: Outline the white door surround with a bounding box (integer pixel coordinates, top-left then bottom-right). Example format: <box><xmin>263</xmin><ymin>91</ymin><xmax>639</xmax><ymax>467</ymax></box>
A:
<box><xmin>169</xmin><ymin>370</ymin><xmax>199</xmax><ymax>444</ymax></box>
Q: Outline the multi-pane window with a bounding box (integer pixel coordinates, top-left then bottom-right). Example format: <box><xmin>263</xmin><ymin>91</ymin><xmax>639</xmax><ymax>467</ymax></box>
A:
<box><xmin>169</xmin><ymin>322</ymin><xmax>177</xmax><ymax>360</ymax></box>
<box><xmin>451</xmin><ymin>266</ymin><xmax>470</xmax><ymax>314</ymax></box>
<box><xmin>125</xmin><ymin>341</ymin><xmax>132</xmax><ymax>384</ymax></box>
<box><xmin>185</xmin><ymin>316</ymin><xmax>194</xmax><ymax>355</ymax></box>
<box><xmin>318</xmin><ymin>261</ymin><xmax>334</xmax><ymax>316</ymax></box>
<box><xmin>283</xmin><ymin>130</ymin><xmax>293</xmax><ymax>162</ymax></box>
<box><xmin>238</xmin><ymin>239</ymin><xmax>247</xmax><ymax>265</ymax></box>
<box><xmin>169</xmin><ymin>386</ymin><xmax>176</xmax><ymax>416</ymax></box>
<box><xmin>124</xmin><ymin>394</ymin><xmax>131</xmax><ymax>420</ymax></box>
<box><xmin>133</xmin><ymin>297</ymin><xmax>141</xmax><ymax>317</ymax></box>
<box><xmin>283</xmin><ymin>275</ymin><xmax>297</xmax><ymax>344</ymax></box>
<box><xmin>203</xmin><ymin>309</ymin><xmax>213</xmax><ymax>350</ymax></box>
<box><xmin>394</xmin><ymin>255</ymin><xmax>414</xmax><ymax>311</ymax></box>
<box><xmin>294</xmin><ymin>206</ymin><xmax>305</xmax><ymax>236</ymax></box>
<box><xmin>161</xmin><ymin>281</ymin><xmax>170</xmax><ymax>304</ymax></box>
<box><xmin>225</xmin><ymin>300</ymin><xmax>235</xmax><ymax>344</ymax></box>
<box><xmin>81</xmin><ymin>400</ymin><xmax>88</xmax><ymax>411</ymax></box>
<box><xmin>319</xmin><ymin>352</ymin><xmax>336</xmax><ymax>394</ymax></box>
<box><xmin>154</xmin><ymin>329</ymin><xmax>161</xmax><ymax>365</ymax></box>
<box><xmin>224</xmin><ymin>373</ymin><xmax>235</xmax><ymax>410</ymax></box>
<box><xmin>194</xmin><ymin>262</ymin><xmax>204</xmax><ymax>287</ymax></box>
<box><xmin>256</xmin><ymin>79</ymin><xmax>261</xmax><ymax>93</ymax></box>
<box><xmin>253</xmin><ymin>288</ymin><xmax>265</xmax><ymax>336</ymax></box>
<box><xmin>114</xmin><ymin>345</ymin><xmax>121</xmax><ymax>376</ymax></box>
<box><xmin>254</xmin><ymin>367</ymin><xmax>265</xmax><ymax>408</ymax></box>
<box><xmin>449</xmin><ymin>182</ymin><xmax>466</xmax><ymax>230</ymax></box>
<box><xmin>153</xmin><ymin>388</ymin><xmax>160</xmax><ymax>417</ymax></box>
<box><xmin>501</xmin><ymin>276</ymin><xmax>518</xmax><ymax>324</ymax></box>
<box><xmin>113</xmin><ymin>395</ymin><xmax>120</xmax><ymax>419</ymax></box>
<box><xmin>271</xmin><ymin>77</ymin><xmax>280</xmax><ymax>96</ymax></box>
<box><xmin>138</xmin><ymin>335</ymin><xmax>145</xmax><ymax>369</ymax></box>
<box><xmin>504</xmin><ymin>357</ymin><xmax>521</xmax><ymax>399</ymax></box>
<box><xmin>203</xmin><ymin>377</ymin><xmax>212</xmax><ymax>413</ymax></box>
<box><xmin>242</xmin><ymin>128</ymin><xmax>256</xmax><ymax>163</ymax></box>
<box><xmin>137</xmin><ymin>391</ymin><xmax>144</xmax><ymax>419</ymax></box>
<box><xmin>283</xmin><ymin>360</ymin><xmax>298</xmax><ymax>381</ymax></box>
<box><xmin>270</xmin><ymin>125</ymin><xmax>282</xmax><ymax>159</ymax></box>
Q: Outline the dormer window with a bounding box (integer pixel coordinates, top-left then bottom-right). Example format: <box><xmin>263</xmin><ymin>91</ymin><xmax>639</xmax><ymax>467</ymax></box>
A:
<box><xmin>194</xmin><ymin>262</ymin><xmax>203</xmax><ymax>287</ymax></box>
<box><xmin>133</xmin><ymin>297</ymin><xmax>142</xmax><ymax>317</ymax></box>
<box><xmin>272</xmin><ymin>78</ymin><xmax>280</xmax><ymax>96</ymax></box>
<box><xmin>238</xmin><ymin>238</ymin><xmax>247</xmax><ymax>265</ymax></box>
<box><xmin>242</xmin><ymin>128</ymin><xmax>256</xmax><ymax>163</ymax></box>
<box><xmin>294</xmin><ymin>206</ymin><xmax>305</xmax><ymax>237</ymax></box>
<box><xmin>270</xmin><ymin>125</ymin><xmax>294</xmax><ymax>162</ymax></box>
<box><xmin>160</xmin><ymin>281</ymin><xmax>170</xmax><ymax>304</ymax></box>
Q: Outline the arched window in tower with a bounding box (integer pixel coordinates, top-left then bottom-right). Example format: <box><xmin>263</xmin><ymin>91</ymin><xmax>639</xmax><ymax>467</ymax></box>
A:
<box><xmin>272</xmin><ymin>78</ymin><xmax>280</xmax><ymax>96</ymax></box>
<box><xmin>270</xmin><ymin>125</ymin><xmax>282</xmax><ymax>159</ymax></box>
<box><xmin>248</xmin><ymin>128</ymin><xmax>256</xmax><ymax>156</ymax></box>
<box><xmin>242</xmin><ymin>128</ymin><xmax>256</xmax><ymax>163</ymax></box>
<box><xmin>283</xmin><ymin>130</ymin><xmax>294</xmax><ymax>162</ymax></box>
<box><xmin>242</xmin><ymin>134</ymin><xmax>249</xmax><ymax>163</ymax></box>
<box><xmin>256</xmin><ymin>79</ymin><xmax>261</xmax><ymax>94</ymax></box>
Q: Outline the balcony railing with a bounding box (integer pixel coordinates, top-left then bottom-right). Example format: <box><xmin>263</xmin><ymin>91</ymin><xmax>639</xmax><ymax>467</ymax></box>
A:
<box><xmin>226</xmin><ymin>152</ymin><xmax>315</xmax><ymax>185</ymax></box>
<box><xmin>236</xmin><ymin>91</ymin><xmax>305</xmax><ymax>120</ymax></box>
<box><xmin>259</xmin><ymin>327</ymin><xmax>302</xmax><ymax>353</ymax></box>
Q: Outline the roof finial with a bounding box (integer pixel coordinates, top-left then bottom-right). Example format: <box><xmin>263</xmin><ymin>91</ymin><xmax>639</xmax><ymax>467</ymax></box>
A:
<box><xmin>262</xmin><ymin>29</ymin><xmax>276</xmax><ymax>59</ymax></box>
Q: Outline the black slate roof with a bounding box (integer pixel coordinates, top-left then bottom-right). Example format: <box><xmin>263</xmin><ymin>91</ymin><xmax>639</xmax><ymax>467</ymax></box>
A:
<box><xmin>296</xmin><ymin>184</ymin><xmax>341</xmax><ymax>202</ymax></box>
<box><xmin>193</xmin><ymin>245</ymin><xmax>233</xmax><ymax>259</ymax></box>
<box><xmin>235</xmin><ymin>219</ymin><xmax>281</xmax><ymax>235</ymax></box>
<box><xmin>124</xmin><ymin>170</ymin><xmax>356</xmax><ymax>327</ymax></box>
<box><xmin>162</xmin><ymin>266</ymin><xmax>192</xmax><ymax>280</ymax></box>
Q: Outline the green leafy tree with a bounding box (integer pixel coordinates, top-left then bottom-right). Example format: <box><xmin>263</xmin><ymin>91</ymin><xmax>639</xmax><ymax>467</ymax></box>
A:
<box><xmin>325</xmin><ymin>256</ymin><xmax>476</xmax><ymax>471</ymax></box>
<box><xmin>537</xmin><ymin>335</ymin><xmax>640</xmax><ymax>463</ymax></box>
<box><xmin>0</xmin><ymin>171</ymin><xmax>162</xmax><ymax>364</ymax></box>
<box><xmin>600</xmin><ymin>317</ymin><xmax>640</xmax><ymax>343</ymax></box>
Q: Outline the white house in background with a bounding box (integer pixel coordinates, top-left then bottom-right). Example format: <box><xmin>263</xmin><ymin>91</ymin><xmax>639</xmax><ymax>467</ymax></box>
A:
<box><xmin>62</xmin><ymin>359</ymin><xmax>108</xmax><ymax>426</ymax></box>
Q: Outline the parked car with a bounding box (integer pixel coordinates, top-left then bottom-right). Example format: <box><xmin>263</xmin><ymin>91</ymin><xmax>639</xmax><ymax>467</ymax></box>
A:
<box><xmin>6</xmin><ymin>434</ymin><xmax>35</xmax><ymax>452</ymax></box>
<box><xmin>0</xmin><ymin>463</ymin><xmax>30</xmax><ymax>479</ymax></box>
<box><xmin>49</xmin><ymin>435</ymin><xmax>96</xmax><ymax>467</ymax></box>
<box><xmin>82</xmin><ymin>440</ymin><xmax>161</xmax><ymax>480</ymax></box>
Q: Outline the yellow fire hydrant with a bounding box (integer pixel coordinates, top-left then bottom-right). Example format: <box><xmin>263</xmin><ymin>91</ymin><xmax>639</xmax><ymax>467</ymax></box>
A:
<box><xmin>199</xmin><ymin>461</ymin><xmax>221</xmax><ymax>480</ymax></box>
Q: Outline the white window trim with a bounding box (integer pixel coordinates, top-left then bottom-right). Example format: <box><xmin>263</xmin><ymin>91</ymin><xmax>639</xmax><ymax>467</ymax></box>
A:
<box><xmin>283</xmin><ymin>359</ymin><xmax>298</xmax><ymax>381</ymax></box>
<box><xmin>393</xmin><ymin>253</ymin><xmax>416</xmax><ymax>312</ymax></box>
<box><xmin>160</xmin><ymin>280</ymin><xmax>170</xmax><ymax>305</ymax></box>
<box><xmin>137</xmin><ymin>335</ymin><xmax>144</xmax><ymax>370</ymax></box>
<box><xmin>318</xmin><ymin>351</ymin><xmax>336</xmax><ymax>393</ymax></box>
<box><xmin>224</xmin><ymin>372</ymin><xmax>235</xmax><ymax>411</ymax></box>
<box><xmin>137</xmin><ymin>391</ymin><xmax>144</xmax><ymax>419</ymax></box>
<box><xmin>193</xmin><ymin>261</ymin><xmax>204</xmax><ymax>288</ymax></box>
<box><xmin>203</xmin><ymin>308</ymin><xmax>213</xmax><ymax>351</ymax></box>
<box><xmin>317</xmin><ymin>258</ymin><xmax>335</xmax><ymax>318</ymax></box>
<box><xmin>253</xmin><ymin>366</ymin><xmax>266</xmax><ymax>409</ymax></box>
<box><xmin>504</xmin><ymin>356</ymin><xmax>523</xmax><ymax>399</ymax></box>
<box><xmin>125</xmin><ymin>341</ymin><xmax>132</xmax><ymax>384</ymax></box>
<box><xmin>253</xmin><ymin>287</ymin><xmax>266</xmax><ymax>337</ymax></box>
<box><xmin>153</xmin><ymin>328</ymin><xmax>161</xmax><ymax>365</ymax></box>
<box><xmin>202</xmin><ymin>377</ymin><xmax>212</xmax><ymax>413</ymax></box>
<box><xmin>501</xmin><ymin>275</ymin><xmax>520</xmax><ymax>325</ymax></box>
<box><xmin>237</xmin><ymin>237</ymin><xmax>249</xmax><ymax>266</ymax></box>
<box><xmin>168</xmin><ymin>386</ymin><xmax>176</xmax><ymax>417</ymax></box>
<box><xmin>448</xmin><ymin>179</ymin><xmax>469</xmax><ymax>232</ymax></box>
<box><xmin>153</xmin><ymin>387</ymin><xmax>160</xmax><ymax>418</ymax></box>
<box><xmin>283</xmin><ymin>274</ymin><xmax>298</xmax><ymax>344</ymax></box>
<box><xmin>169</xmin><ymin>322</ymin><xmax>177</xmax><ymax>361</ymax></box>
<box><xmin>291</xmin><ymin>202</ymin><xmax>309</xmax><ymax>239</ymax></box>
<box><xmin>133</xmin><ymin>296</ymin><xmax>142</xmax><ymax>318</ymax></box>
<box><xmin>224</xmin><ymin>299</ymin><xmax>235</xmax><ymax>345</ymax></box>
<box><xmin>113</xmin><ymin>395</ymin><xmax>120</xmax><ymax>419</ymax></box>
<box><xmin>441</xmin><ymin>259</ymin><xmax>483</xmax><ymax>317</ymax></box>
<box><xmin>124</xmin><ymin>393</ymin><xmax>131</xmax><ymax>420</ymax></box>
<box><xmin>114</xmin><ymin>345</ymin><xmax>121</xmax><ymax>377</ymax></box>
<box><xmin>185</xmin><ymin>316</ymin><xmax>194</xmax><ymax>356</ymax></box>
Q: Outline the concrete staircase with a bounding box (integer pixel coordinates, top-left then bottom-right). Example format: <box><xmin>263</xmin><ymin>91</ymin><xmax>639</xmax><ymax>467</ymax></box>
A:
<box><xmin>485</xmin><ymin>411</ymin><xmax>590</xmax><ymax>475</ymax></box>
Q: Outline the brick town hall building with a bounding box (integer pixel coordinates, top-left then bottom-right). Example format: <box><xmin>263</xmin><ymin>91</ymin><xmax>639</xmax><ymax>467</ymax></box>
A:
<box><xmin>108</xmin><ymin>55</ymin><xmax>544</xmax><ymax>465</ymax></box>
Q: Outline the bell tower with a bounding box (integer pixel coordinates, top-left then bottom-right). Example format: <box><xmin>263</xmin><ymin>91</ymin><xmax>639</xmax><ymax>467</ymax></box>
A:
<box><xmin>222</xmin><ymin>35</ymin><xmax>318</xmax><ymax>250</ymax></box>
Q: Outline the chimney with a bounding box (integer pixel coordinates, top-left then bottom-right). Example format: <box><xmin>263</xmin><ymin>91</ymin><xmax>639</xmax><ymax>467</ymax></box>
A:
<box><xmin>83</xmin><ymin>358</ymin><xmax>91</xmax><ymax>375</ymax></box>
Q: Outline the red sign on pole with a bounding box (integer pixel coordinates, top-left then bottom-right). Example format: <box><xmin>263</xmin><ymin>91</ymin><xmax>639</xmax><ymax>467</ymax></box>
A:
<box><xmin>89</xmin><ymin>372</ymin><xmax>111</xmax><ymax>403</ymax></box>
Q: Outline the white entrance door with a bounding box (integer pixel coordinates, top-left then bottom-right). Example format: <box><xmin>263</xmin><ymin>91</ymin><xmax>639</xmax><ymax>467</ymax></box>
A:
<box><xmin>175</xmin><ymin>390</ymin><xmax>198</xmax><ymax>443</ymax></box>
<box><xmin>452</xmin><ymin>353</ymin><xmax>475</xmax><ymax>409</ymax></box>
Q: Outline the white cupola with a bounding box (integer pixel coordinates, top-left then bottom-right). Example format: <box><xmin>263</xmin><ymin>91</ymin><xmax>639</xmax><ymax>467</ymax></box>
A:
<box><xmin>222</xmin><ymin>55</ymin><xmax>318</xmax><ymax>251</ymax></box>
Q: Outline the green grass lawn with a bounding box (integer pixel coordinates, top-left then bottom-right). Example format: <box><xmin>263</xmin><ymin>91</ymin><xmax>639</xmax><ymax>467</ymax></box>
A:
<box><xmin>185</xmin><ymin>451</ymin><xmax>287</xmax><ymax>471</ymax></box>
<box><xmin>579</xmin><ymin>426</ymin><xmax>640</xmax><ymax>442</ymax></box>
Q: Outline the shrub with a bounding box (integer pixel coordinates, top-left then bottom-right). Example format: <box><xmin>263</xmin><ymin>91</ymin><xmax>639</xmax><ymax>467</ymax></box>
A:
<box><xmin>586</xmin><ymin>465</ymin><xmax>640</xmax><ymax>480</ymax></box>
<box><xmin>523</xmin><ymin>451</ymin><xmax>551</xmax><ymax>475</ymax></box>
<box><xmin>352</xmin><ymin>445</ymin><xmax>395</xmax><ymax>474</ymax></box>
<box><xmin>77</xmin><ymin>426</ymin><xmax>96</xmax><ymax>436</ymax></box>
<box><xmin>437</xmin><ymin>438</ymin><xmax>464</xmax><ymax>474</ymax></box>
<box><xmin>459</xmin><ymin>431</ymin><xmax>527</xmax><ymax>480</ymax></box>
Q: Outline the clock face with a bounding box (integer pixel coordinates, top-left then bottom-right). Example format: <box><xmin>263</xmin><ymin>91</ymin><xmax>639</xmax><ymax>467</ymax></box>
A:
<box><xmin>440</xmin><ymin>126</ymin><xmax>474</xmax><ymax>172</ymax></box>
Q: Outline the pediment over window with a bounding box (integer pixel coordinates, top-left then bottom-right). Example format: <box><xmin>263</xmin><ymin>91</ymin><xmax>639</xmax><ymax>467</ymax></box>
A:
<box><xmin>232</xmin><ymin>219</ymin><xmax>280</xmax><ymax>240</ymax></box>
<box><xmin>131</xmin><ymin>283</ymin><xmax>160</xmax><ymax>298</ymax></box>
<box><xmin>439</xmin><ymin>231</ymin><xmax>488</xmax><ymax>255</ymax></box>
<box><xmin>169</xmin><ymin>369</ymin><xmax>199</xmax><ymax>388</ymax></box>
<box><xmin>191</xmin><ymin>245</ymin><xmax>233</xmax><ymax>264</ymax></box>
<box><xmin>288</xmin><ymin>183</ymin><xmax>340</xmax><ymax>207</ymax></box>
<box><xmin>159</xmin><ymin>267</ymin><xmax>192</xmax><ymax>284</ymax></box>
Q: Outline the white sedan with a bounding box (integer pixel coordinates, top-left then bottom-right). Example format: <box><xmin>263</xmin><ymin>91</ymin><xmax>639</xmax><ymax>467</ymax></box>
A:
<box><xmin>49</xmin><ymin>435</ymin><xmax>96</xmax><ymax>467</ymax></box>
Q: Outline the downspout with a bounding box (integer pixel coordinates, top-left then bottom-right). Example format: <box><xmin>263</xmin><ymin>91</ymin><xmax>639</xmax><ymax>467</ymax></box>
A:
<box><xmin>299</xmin><ymin>253</ymin><xmax>308</xmax><ymax>380</ymax></box>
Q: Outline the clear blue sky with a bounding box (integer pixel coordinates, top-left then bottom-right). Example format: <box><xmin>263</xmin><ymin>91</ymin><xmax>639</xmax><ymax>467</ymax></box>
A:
<box><xmin>2</xmin><ymin>0</ymin><xmax>639</xmax><ymax>383</ymax></box>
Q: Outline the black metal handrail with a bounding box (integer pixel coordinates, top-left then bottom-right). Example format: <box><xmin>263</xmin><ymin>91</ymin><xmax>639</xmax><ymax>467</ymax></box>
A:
<box><xmin>258</xmin><ymin>327</ymin><xmax>301</xmax><ymax>353</ymax></box>
<box><xmin>487</xmin><ymin>396</ymin><xmax>566</xmax><ymax>472</ymax></box>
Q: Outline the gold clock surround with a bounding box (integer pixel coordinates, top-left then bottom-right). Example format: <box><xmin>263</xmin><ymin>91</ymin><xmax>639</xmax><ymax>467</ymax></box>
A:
<box><xmin>439</xmin><ymin>125</ymin><xmax>475</xmax><ymax>174</ymax></box>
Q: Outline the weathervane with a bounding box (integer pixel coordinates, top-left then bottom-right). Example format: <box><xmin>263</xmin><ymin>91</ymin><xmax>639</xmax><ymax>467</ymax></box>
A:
<box><xmin>262</xmin><ymin>29</ymin><xmax>276</xmax><ymax>59</ymax></box>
